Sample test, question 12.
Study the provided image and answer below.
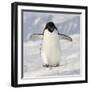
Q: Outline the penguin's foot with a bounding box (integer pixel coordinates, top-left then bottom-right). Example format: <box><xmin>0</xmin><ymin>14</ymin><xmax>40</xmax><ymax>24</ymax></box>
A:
<box><xmin>49</xmin><ymin>64</ymin><xmax>59</xmax><ymax>67</ymax></box>
<box><xmin>43</xmin><ymin>64</ymin><xmax>49</xmax><ymax>67</ymax></box>
<box><xmin>55</xmin><ymin>64</ymin><xmax>59</xmax><ymax>67</ymax></box>
<box><xmin>43</xmin><ymin>64</ymin><xmax>59</xmax><ymax>67</ymax></box>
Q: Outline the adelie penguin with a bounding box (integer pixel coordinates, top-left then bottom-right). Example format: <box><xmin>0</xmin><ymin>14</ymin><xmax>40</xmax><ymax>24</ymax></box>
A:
<box><xmin>31</xmin><ymin>22</ymin><xmax>72</xmax><ymax>67</ymax></box>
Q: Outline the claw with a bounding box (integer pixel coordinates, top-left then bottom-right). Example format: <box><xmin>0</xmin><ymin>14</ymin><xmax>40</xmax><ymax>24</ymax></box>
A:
<box><xmin>43</xmin><ymin>64</ymin><xmax>49</xmax><ymax>67</ymax></box>
<box><xmin>43</xmin><ymin>64</ymin><xmax>59</xmax><ymax>67</ymax></box>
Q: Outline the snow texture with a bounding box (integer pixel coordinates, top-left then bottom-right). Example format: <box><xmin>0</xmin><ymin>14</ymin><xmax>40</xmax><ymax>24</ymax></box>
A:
<box><xmin>23</xmin><ymin>34</ymin><xmax>80</xmax><ymax>79</ymax></box>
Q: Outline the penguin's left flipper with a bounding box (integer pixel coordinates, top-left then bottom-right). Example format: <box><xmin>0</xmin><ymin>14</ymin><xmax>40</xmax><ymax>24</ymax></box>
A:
<box><xmin>58</xmin><ymin>33</ymin><xmax>72</xmax><ymax>41</ymax></box>
<box><xmin>30</xmin><ymin>33</ymin><xmax>43</xmax><ymax>41</ymax></box>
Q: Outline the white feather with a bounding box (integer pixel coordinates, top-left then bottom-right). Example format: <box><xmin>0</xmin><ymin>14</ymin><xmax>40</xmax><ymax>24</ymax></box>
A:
<box><xmin>41</xmin><ymin>29</ymin><xmax>61</xmax><ymax>66</ymax></box>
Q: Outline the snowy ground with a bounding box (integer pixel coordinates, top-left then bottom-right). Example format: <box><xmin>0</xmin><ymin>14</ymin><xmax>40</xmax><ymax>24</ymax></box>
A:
<box><xmin>23</xmin><ymin>34</ymin><xmax>80</xmax><ymax>79</ymax></box>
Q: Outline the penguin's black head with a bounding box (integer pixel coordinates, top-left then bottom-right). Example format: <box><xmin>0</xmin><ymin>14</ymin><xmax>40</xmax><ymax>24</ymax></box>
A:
<box><xmin>44</xmin><ymin>22</ymin><xmax>57</xmax><ymax>33</ymax></box>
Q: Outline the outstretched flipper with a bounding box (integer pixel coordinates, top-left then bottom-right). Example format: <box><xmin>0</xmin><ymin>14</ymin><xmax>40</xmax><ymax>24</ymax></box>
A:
<box><xmin>58</xmin><ymin>33</ymin><xmax>72</xmax><ymax>41</ymax></box>
<box><xmin>30</xmin><ymin>33</ymin><xmax>44</xmax><ymax>41</ymax></box>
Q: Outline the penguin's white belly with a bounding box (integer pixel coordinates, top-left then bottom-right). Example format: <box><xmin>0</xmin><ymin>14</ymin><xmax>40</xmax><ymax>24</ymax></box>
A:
<box><xmin>41</xmin><ymin>30</ymin><xmax>61</xmax><ymax>66</ymax></box>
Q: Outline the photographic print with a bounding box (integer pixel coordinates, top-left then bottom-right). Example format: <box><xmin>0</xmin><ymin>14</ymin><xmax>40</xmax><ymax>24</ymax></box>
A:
<box><xmin>11</xmin><ymin>2</ymin><xmax>88</xmax><ymax>87</ymax></box>
<box><xmin>23</xmin><ymin>11</ymin><xmax>79</xmax><ymax>78</ymax></box>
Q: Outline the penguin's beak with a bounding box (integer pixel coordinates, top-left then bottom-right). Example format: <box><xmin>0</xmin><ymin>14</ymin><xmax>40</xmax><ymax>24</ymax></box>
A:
<box><xmin>55</xmin><ymin>26</ymin><xmax>57</xmax><ymax>30</ymax></box>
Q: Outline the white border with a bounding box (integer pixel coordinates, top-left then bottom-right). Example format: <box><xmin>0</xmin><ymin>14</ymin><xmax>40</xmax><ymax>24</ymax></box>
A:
<box><xmin>18</xmin><ymin>5</ymin><xmax>86</xmax><ymax>84</ymax></box>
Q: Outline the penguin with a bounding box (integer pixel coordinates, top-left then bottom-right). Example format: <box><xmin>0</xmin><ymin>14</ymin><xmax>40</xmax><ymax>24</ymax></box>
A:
<box><xmin>30</xmin><ymin>22</ymin><xmax>72</xmax><ymax>67</ymax></box>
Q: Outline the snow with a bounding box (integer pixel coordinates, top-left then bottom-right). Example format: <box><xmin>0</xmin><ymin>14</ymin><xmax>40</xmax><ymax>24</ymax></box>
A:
<box><xmin>23</xmin><ymin>34</ymin><xmax>80</xmax><ymax>79</ymax></box>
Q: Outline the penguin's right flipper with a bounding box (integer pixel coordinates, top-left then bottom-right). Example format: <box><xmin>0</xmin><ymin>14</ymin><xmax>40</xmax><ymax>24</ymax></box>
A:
<box><xmin>30</xmin><ymin>33</ymin><xmax>44</xmax><ymax>41</ymax></box>
<box><xmin>58</xmin><ymin>33</ymin><xmax>72</xmax><ymax>41</ymax></box>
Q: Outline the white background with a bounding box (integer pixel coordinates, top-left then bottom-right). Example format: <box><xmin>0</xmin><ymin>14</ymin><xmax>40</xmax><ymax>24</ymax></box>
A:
<box><xmin>0</xmin><ymin>0</ymin><xmax>89</xmax><ymax>89</ymax></box>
